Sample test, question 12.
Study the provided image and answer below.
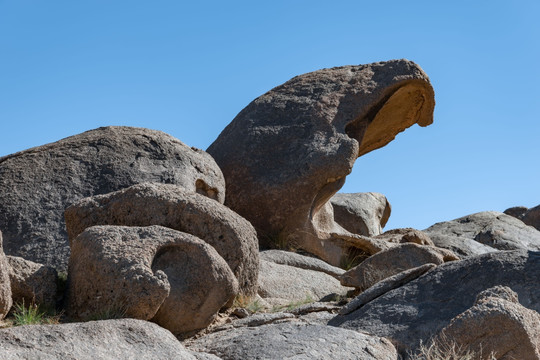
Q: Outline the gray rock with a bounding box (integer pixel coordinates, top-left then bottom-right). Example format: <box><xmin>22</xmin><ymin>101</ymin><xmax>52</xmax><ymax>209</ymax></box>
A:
<box><xmin>329</xmin><ymin>250</ymin><xmax>540</xmax><ymax>356</ymax></box>
<box><xmin>522</xmin><ymin>205</ymin><xmax>540</xmax><ymax>231</ymax></box>
<box><xmin>0</xmin><ymin>231</ymin><xmax>12</xmax><ymax>319</ymax></box>
<box><xmin>375</xmin><ymin>228</ymin><xmax>434</xmax><ymax>246</ymax></box>
<box><xmin>65</xmin><ymin>182</ymin><xmax>259</xmax><ymax>295</ymax></box>
<box><xmin>340</xmin><ymin>243</ymin><xmax>456</xmax><ymax>290</ymax></box>
<box><xmin>331</xmin><ymin>192</ymin><xmax>391</xmax><ymax>236</ymax></box>
<box><xmin>424</xmin><ymin>233</ymin><xmax>498</xmax><ymax>258</ymax></box>
<box><xmin>6</xmin><ymin>255</ymin><xmax>57</xmax><ymax>309</ymax></box>
<box><xmin>257</xmin><ymin>260</ymin><xmax>351</xmax><ymax>304</ymax></box>
<box><xmin>67</xmin><ymin>225</ymin><xmax>238</xmax><ymax>335</ymax></box>
<box><xmin>424</xmin><ymin>211</ymin><xmax>540</xmax><ymax>255</ymax></box>
<box><xmin>187</xmin><ymin>322</ymin><xmax>398</xmax><ymax>360</ymax></box>
<box><xmin>0</xmin><ymin>318</ymin><xmax>197</xmax><ymax>359</ymax></box>
<box><xmin>214</xmin><ymin>312</ymin><xmax>296</xmax><ymax>331</ymax></box>
<box><xmin>208</xmin><ymin>60</ymin><xmax>434</xmax><ymax>267</ymax></box>
<box><xmin>441</xmin><ymin>286</ymin><xmax>540</xmax><ymax>360</ymax></box>
<box><xmin>0</xmin><ymin>126</ymin><xmax>225</xmax><ymax>271</ymax></box>
<box><xmin>260</xmin><ymin>250</ymin><xmax>344</xmax><ymax>278</ymax></box>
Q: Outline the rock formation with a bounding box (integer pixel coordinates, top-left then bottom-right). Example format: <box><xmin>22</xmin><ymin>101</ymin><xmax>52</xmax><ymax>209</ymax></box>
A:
<box><xmin>208</xmin><ymin>59</ymin><xmax>435</xmax><ymax>266</ymax></box>
<box><xmin>0</xmin><ymin>231</ymin><xmax>12</xmax><ymax>319</ymax></box>
<box><xmin>331</xmin><ymin>192</ymin><xmax>391</xmax><ymax>236</ymax></box>
<box><xmin>0</xmin><ymin>126</ymin><xmax>225</xmax><ymax>271</ymax></box>
<box><xmin>505</xmin><ymin>204</ymin><xmax>540</xmax><ymax>231</ymax></box>
<box><xmin>65</xmin><ymin>182</ymin><xmax>259</xmax><ymax>295</ymax></box>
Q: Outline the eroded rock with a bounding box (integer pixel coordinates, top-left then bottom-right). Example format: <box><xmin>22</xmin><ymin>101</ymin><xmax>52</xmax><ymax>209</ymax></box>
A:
<box><xmin>260</xmin><ymin>250</ymin><xmax>344</xmax><ymax>278</ymax></box>
<box><xmin>0</xmin><ymin>126</ymin><xmax>225</xmax><ymax>271</ymax></box>
<box><xmin>375</xmin><ymin>228</ymin><xmax>434</xmax><ymax>246</ymax></box>
<box><xmin>331</xmin><ymin>192</ymin><xmax>391</xmax><ymax>236</ymax></box>
<box><xmin>0</xmin><ymin>231</ymin><xmax>12</xmax><ymax>319</ymax></box>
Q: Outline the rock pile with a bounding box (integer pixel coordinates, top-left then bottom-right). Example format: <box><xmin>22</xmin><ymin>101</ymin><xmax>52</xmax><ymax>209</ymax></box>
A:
<box><xmin>0</xmin><ymin>59</ymin><xmax>538</xmax><ymax>359</ymax></box>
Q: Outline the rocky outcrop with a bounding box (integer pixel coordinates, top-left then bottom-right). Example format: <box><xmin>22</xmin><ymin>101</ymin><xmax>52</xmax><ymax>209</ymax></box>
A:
<box><xmin>186</xmin><ymin>322</ymin><xmax>398</xmax><ymax>360</ymax></box>
<box><xmin>6</xmin><ymin>256</ymin><xmax>57</xmax><ymax>309</ymax></box>
<box><xmin>260</xmin><ymin>250</ymin><xmax>344</xmax><ymax>278</ymax></box>
<box><xmin>375</xmin><ymin>228</ymin><xmax>434</xmax><ymax>246</ymax></box>
<box><xmin>65</xmin><ymin>182</ymin><xmax>259</xmax><ymax>295</ymax></box>
<box><xmin>0</xmin><ymin>231</ymin><xmax>12</xmax><ymax>319</ymax></box>
<box><xmin>0</xmin><ymin>319</ymin><xmax>199</xmax><ymax>359</ymax></box>
<box><xmin>257</xmin><ymin>260</ymin><xmax>351</xmax><ymax>306</ymax></box>
<box><xmin>441</xmin><ymin>286</ymin><xmax>540</xmax><ymax>360</ymax></box>
<box><xmin>67</xmin><ymin>225</ymin><xmax>238</xmax><ymax>335</ymax></box>
<box><xmin>339</xmin><ymin>243</ymin><xmax>456</xmax><ymax>290</ymax></box>
<box><xmin>208</xmin><ymin>60</ymin><xmax>435</xmax><ymax>267</ymax></box>
<box><xmin>329</xmin><ymin>250</ymin><xmax>540</xmax><ymax>356</ymax></box>
<box><xmin>424</xmin><ymin>211</ymin><xmax>540</xmax><ymax>256</ymax></box>
<box><xmin>505</xmin><ymin>204</ymin><xmax>540</xmax><ymax>231</ymax></box>
<box><xmin>330</xmin><ymin>192</ymin><xmax>391</xmax><ymax>236</ymax></box>
<box><xmin>0</xmin><ymin>126</ymin><xmax>225</xmax><ymax>271</ymax></box>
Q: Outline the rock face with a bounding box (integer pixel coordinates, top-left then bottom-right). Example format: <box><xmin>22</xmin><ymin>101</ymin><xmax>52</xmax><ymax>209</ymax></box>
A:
<box><xmin>187</xmin><ymin>322</ymin><xmax>398</xmax><ymax>360</ymax></box>
<box><xmin>67</xmin><ymin>225</ymin><xmax>238</xmax><ymax>335</ymax></box>
<box><xmin>339</xmin><ymin>243</ymin><xmax>455</xmax><ymax>290</ymax></box>
<box><xmin>208</xmin><ymin>59</ymin><xmax>435</xmax><ymax>267</ymax></box>
<box><xmin>329</xmin><ymin>250</ymin><xmax>540</xmax><ymax>356</ymax></box>
<box><xmin>331</xmin><ymin>192</ymin><xmax>391</xmax><ymax>236</ymax></box>
<box><xmin>260</xmin><ymin>250</ymin><xmax>344</xmax><ymax>278</ymax></box>
<box><xmin>505</xmin><ymin>204</ymin><xmax>540</xmax><ymax>231</ymax></box>
<box><xmin>257</xmin><ymin>260</ymin><xmax>350</xmax><ymax>305</ymax></box>
<box><xmin>424</xmin><ymin>211</ymin><xmax>540</xmax><ymax>256</ymax></box>
<box><xmin>441</xmin><ymin>286</ymin><xmax>540</xmax><ymax>360</ymax></box>
<box><xmin>0</xmin><ymin>126</ymin><xmax>225</xmax><ymax>271</ymax></box>
<box><xmin>0</xmin><ymin>319</ymin><xmax>198</xmax><ymax>360</ymax></box>
<box><xmin>6</xmin><ymin>256</ymin><xmax>57</xmax><ymax>309</ymax></box>
<box><xmin>65</xmin><ymin>182</ymin><xmax>259</xmax><ymax>295</ymax></box>
<box><xmin>0</xmin><ymin>231</ymin><xmax>12</xmax><ymax>319</ymax></box>
<box><xmin>375</xmin><ymin>228</ymin><xmax>434</xmax><ymax>246</ymax></box>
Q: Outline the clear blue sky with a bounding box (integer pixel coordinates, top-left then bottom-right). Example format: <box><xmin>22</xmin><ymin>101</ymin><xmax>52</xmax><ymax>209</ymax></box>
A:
<box><xmin>1</xmin><ymin>1</ymin><xmax>539</xmax><ymax>231</ymax></box>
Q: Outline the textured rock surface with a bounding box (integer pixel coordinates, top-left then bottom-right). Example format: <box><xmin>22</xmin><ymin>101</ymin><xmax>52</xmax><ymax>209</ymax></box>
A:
<box><xmin>441</xmin><ymin>286</ymin><xmax>540</xmax><ymax>360</ymax></box>
<box><xmin>258</xmin><ymin>260</ymin><xmax>351</xmax><ymax>304</ymax></box>
<box><xmin>331</xmin><ymin>192</ymin><xmax>391</xmax><ymax>236</ymax></box>
<box><xmin>0</xmin><ymin>319</ymin><xmax>198</xmax><ymax>359</ymax></box>
<box><xmin>6</xmin><ymin>256</ymin><xmax>57</xmax><ymax>309</ymax></box>
<box><xmin>0</xmin><ymin>231</ymin><xmax>12</xmax><ymax>319</ymax></box>
<box><xmin>340</xmin><ymin>243</ymin><xmax>456</xmax><ymax>290</ymax></box>
<box><xmin>65</xmin><ymin>182</ymin><xmax>259</xmax><ymax>295</ymax></box>
<box><xmin>329</xmin><ymin>250</ymin><xmax>540</xmax><ymax>356</ymax></box>
<box><xmin>67</xmin><ymin>225</ymin><xmax>238</xmax><ymax>335</ymax></box>
<box><xmin>424</xmin><ymin>211</ymin><xmax>540</xmax><ymax>256</ymax></box>
<box><xmin>208</xmin><ymin>60</ymin><xmax>434</xmax><ymax>267</ymax></box>
<box><xmin>522</xmin><ymin>205</ymin><xmax>540</xmax><ymax>231</ymax></box>
<box><xmin>260</xmin><ymin>250</ymin><xmax>344</xmax><ymax>278</ymax></box>
<box><xmin>187</xmin><ymin>322</ymin><xmax>398</xmax><ymax>360</ymax></box>
<box><xmin>375</xmin><ymin>228</ymin><xmax>434</xmax><ymax>246</ymax></box>
<box><xmin>0</xmin><ymin>126</ymin><xmax>225</xmax><ymax>271</ymax></box>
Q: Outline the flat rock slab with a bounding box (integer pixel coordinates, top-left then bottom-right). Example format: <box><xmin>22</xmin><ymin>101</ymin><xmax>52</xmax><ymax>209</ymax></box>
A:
<box><xmin>260</xmin><ymin>250</ymin><xmax>344</xmax><ymax>278</ymax></box>
<box><xmin>424</xmin><ymin>211</ymin><xmax>540</xmax><ymax>257</ymax></box>
<box><xmin>186</xmin><ymin>322</ymin><xmax>398</xmax><ymax>360</ymax></box>
<box><xmin>329</xmin><ymin>250</ymin><xmax>540</xmax><ymax>356</ymax></box>
<box><xmin>0</xmin><ymin>319</ymin><xmax>197</xmax><ymax>359</ymax></box>
<box><xmin>0</xmin><ymin>126</ymin><xmax>225</xmax><ymax>271</ymax></box>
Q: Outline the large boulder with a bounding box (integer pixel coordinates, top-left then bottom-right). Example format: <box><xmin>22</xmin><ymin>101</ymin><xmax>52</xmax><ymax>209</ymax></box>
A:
<box><xmin>6</xmin><ymin>256</ymin><xmax>57</xmax><ymax>310</ymax></box>
<box><xmin>331</xmin><ymin>192</ymin><xmax>391</xmax><ymax>236</ymax></box>
<box><xmin>0</xmin><ymin>126</ymin><xmax>225</xmax><ymax>271</ymax></box>
<box><xmin>67</xmin><ymin>225</ymin><xmax>238</xmax><ymax>335</ymax></box>
<box><xmin>0</xmin><ymin>231</ymin><xmax>12</xmax><ymax>319</ymax></box>
<box><xmin>440</xmin><ymin>286</ymin><xmax>540</xmax><ymax>360</ymax></box>
<box><xmin>186</xmin><ymin>322</ymin><xmax>398</xmax><ymax>360</ymax></box>
<box><xmin>207</xmin><ymin>60</ymin><xmax>435</xmax><ymax>267</ymax></box>
<box><xmin>65</xmin><ymin>182</ymin><xmax>259</xmax><ymax>295</ymax></box>
<box><xmin>505</xmin><ymin>204</ymin><xmax>540</xmax><ymax>231</ymax></box>
<box><xmin>0</xmin><ymin>319</ymin><xmax>199</xmax><ymax>359</ymax></box>
<box><xmin>424</xmin><ymin>211</ymin><xmax>540</xmax><ymax>256</ymax></box>
<box><xmin>329</xmin><ymin>250</ymin><xmax>540</xmax><ymax>356</ymax></box>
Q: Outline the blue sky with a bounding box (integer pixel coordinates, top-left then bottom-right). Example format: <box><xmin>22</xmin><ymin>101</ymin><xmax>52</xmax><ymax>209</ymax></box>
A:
<box><xmin>1</xmin><ymin>1</ymin><xmax>539</xmax><ymax>230</ymax></box>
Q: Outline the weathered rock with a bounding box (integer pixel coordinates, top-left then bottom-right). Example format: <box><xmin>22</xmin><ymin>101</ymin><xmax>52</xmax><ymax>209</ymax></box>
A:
<box><xmin>424</xmin><ymin>211</ymin><xmax>540</xmax><ymax>256</ymax></box>
<box><xmin>258</xmin><ymin>260</ymin><xmax>351</xmax><ymax>305</ymax></box>
<box><xmin>0</xmin><ymin>126</ymin><xmax>225</xmax><ymax>271</ymax></box>
<box><xmin>422</xmin><ymin>233</ymin><xmax>498</xmax><ymax>258</ymax></box>
<box><xmin>441</xmin><ymin>286</ymin><xmax>540</xmax><ymax>360</ymax></box>
<box><xmin>65</xmin><ymin>182</ymin><xmax>259</xmax><ymax>295</ymax></box>
<box><xmin>260</xmin><ymin>250</ymin><xmax>344</xmax><ymax>278</ymax></box>
<box><xmin>329</xmin><ymin>250</ymin><xmax>540</xmax><ymax>356</ymax></box>
<box><xmin>6</xmin><ymin>256</ymin><xmax>57</xmax><ymax>309</ymax></box>
<box><xmin>67</xmin><ymin>225</ymin><xmax>238</xmax><ymax>335</ymax></box>
<box><xmin>331</xmin><ymin>192</ymin><xmax>391</xmax><ymax>236</ymax></box>
<box><xmin>504</xmin><ymin>206</ymin><xmax>529</xmax><ymax>219</ymax></box>
<box><xmin>522</xmin><ymin>205</ymin><xmax>540</xmax><ymax>231</ymax></box>
<box><xmin>0</xmin><ymin>319</ymin><xmax>198</xmax><ymax>359</ymax></box>
<box><xmin>0</xmin><ymin>231</ymin><xmax>12</xmax><ymax>319</ymax></box>
<box><xmin>187</xmin><ymin>322</ymin><xmax>398</xmax><ymax>360</ymax></box>
<box><xmin>375</xmin><ymin>227</ymin><xmax>434</xmax><ymax>246</ymax></box>
<box><xmin>208</xmin><ymin>60</ymin><xmax>435</xmax><ymax>267</ymax></box>
<box><xmin>340</xmin><ymin>243</ymin><xmax>456</xmax><ymax>290</ymax></box>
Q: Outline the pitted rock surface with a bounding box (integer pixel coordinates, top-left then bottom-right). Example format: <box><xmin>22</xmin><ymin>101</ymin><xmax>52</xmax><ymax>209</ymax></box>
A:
<box><xmin>0</xmin><ymin>126</ymin><xmax>225</xmax><ymax>271</ymax></box>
